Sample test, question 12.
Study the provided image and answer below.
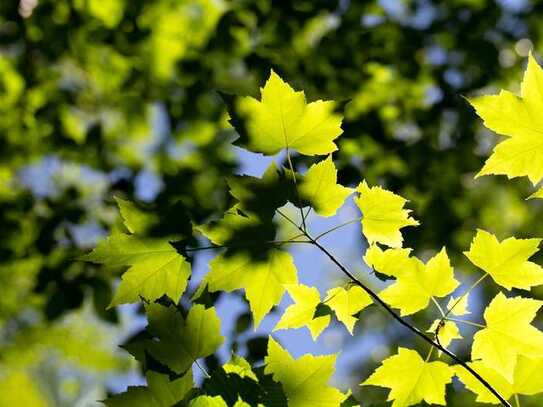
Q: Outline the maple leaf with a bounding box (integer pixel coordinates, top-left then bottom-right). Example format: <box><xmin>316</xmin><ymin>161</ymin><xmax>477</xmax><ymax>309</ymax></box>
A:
<box><xmin>362</xmin><ymin>347</ymin><xmax>454</xmax><ymax>407</ymax></box>
<box><xmin>238</xmin><ymin>70</ymin><xmax>343</xmax><ymax>156</ymax></box>
<box><xmin>189</xmin><ymin>396</ymin><xmax>229</xmax><ymax>407</ymax></box>
<box><xmin>455</xmin><ymin>356</ymin><xmax>543</xmax><ymax>404</ymax></box>
<box><xmin>144</xmin><ymin>303</ymin><xmax>224</xmax><ymax>374</ymax></box>
<box><xmin>365</xmin><ymin>245</ymin><xmax>458</xmax><ymax>315</ymax></box>
<box><xmin>198</xmin><ymin>250</ymin><xmax>297</xmax><ymax>327</ymax></box>
<box><xmin>264</xmin><ymin>337</ymin><xmax>347</xmax><ymax>407</ymax></box>
<box><xmin>324</xmin><ymin>285</ymin><xmax>372</xmax><ymax>334</ymax></box>
<box><xmin>274</xmin><ymin>284</ymin><xmax>330</xmax><ymax>340</ymax></box>
<box><xmin>464</xmin><ymin>229</ymin><xmax>543</xmax><ymax>290</ymax></box>
<box><xmin>114</xmin><ymin>196</ymin><xmax>155</xmax><ymax>234</ymax></box>
<box><xmin>297</xmin><ymin>156</ymin><xmax>354</xmax><ymax>217</ymax></box>
<box><xmin>471</xmin><ymin>292</ymin><xmax>543</xmax><ymax>380</ymax></box>
<box><xmin>82</xmin><ymin>233</ymin><xmax>191</xmax><ymax>307</ymax></box>
<box><xmin>223</xmin><ymin>354</ymin><xmax>258</xmax><ymax>382</ymax></box>
<box><xmin>104</xmin><ymin>370</ymin><xmax>193</xmax><ymax>407</ymax></box>
<box><xmin>355</xmin><ymin>181</ymin><xmax>418</xmax><ymax>248</ymax></box>
<box><xmin>469</xmin><ymin>53</ymin><xmax>543</xmax><ymax>185</ymax></box>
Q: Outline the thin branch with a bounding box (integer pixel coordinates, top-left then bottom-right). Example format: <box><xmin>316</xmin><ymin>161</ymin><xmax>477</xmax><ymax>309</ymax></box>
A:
<box><xmin>184</xmin><ymin>233</ymin><xmax>311</xmax><ymax>252</ymax></box>
<box><xmin>277</xmin><ymin>157</ymin><xmax>510</xmax><ymax>406</ymax></box>
<box><xmin>277</xmin><ymin>208</ymin><xmax>304</xmax><ymax>230</ymax></box>
<box><xmin>313</xmin><ymin>217</ymin><xmax>363</xmax><ymax>241</ymax></box>
<box><xmin>305</xmin><ymin>236</ymin><xmax>511</xmax><ymax>407</ymax></box>
<box><xmin>446</xmin><ymin>317</ymin><xmax>486</xmax><ymax>329</ymax></box>
<box><xmin>194</xmin><ymin>359</ymin><xmax>211</xmax><ymax>378</ymax></box>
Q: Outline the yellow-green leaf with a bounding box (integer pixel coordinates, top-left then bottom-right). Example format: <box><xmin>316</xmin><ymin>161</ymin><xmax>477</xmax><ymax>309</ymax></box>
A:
<box><xmin>365</xmin><ymin>245</ymin><xmax>458</xmax><ymax>316</ymax></box>
<box><xmin>202</xmin><ymin>250</ymin><xmax>297</xmax><ymax>327</ymax></box>
<box><xmin>274</xmin><ymin>284</ymin><xmax>330</xmax><ymax>340</ymax></box>
<box><xmin>324</xmin><ymin>285</ymin><xmax>372</xmax><ymax>334</ymax></box>
<box><xmin>454</xmin><ymin>362</ymin><xmax>513</xmax><ymax>405</ymax></box>
<box><xmin>464</xmin><ymin>229</ymin><xmax>543</xmax><ymax>290</ymax></box>
<box><xmin>82</xmin><ymin>233</ymin><xmax>191</xmax><ymax>307</ymax></box>
<box><xmin>355</xmin><ymin>181</ymin><xmax>418</xmax><ymax>248</ymax></box>
<box><xmin>239</xmin><ymin>70</ymin><xmax>343</xmax><ymax>156</ymax></box>
<box><xmin>145</xmin><ymin>303</ymin><xmax>224</xmax><ymax>374</ymax></box>
<box><xmin>528</xmin><ymin>186</ymin><xmax>543</xmax><ymax>199</ymax></box>
<box><xmin>428</xmin><ymin>320</ymin><xmax>462</xmax><ymax>351</ymax></box>
<box><xmin>264</xmin><ymin>337</ymin><xmax>347</xmax><ymax>407</ymax></box>
<box><xmin>104</xmin><ymin>370</ymin><xmax>193</xmax><ymax>407</ymax></box>
<box><xmin>189</xmin><ymin>396</ymin><xmax>227</xmax><ymax>407</ymax></box>
<box><xmin>114</xmin><ymin>196</ymin><xmax>155</xmax><ymax>234</ymax></box>
<box><xmin>298</xmin><ymin>156</ymin><xmax>353</xmax><ymax>217</ymax></box>
<box><xmin>362</xmin><ymin>347</ymin><xmax>454</xmax><ymax>407</ymax></box>
<box><xmin>472</xmin><ymin>292</ymin><xmax>543</xmax><ymax>380</ymax></box>
<box><xmin>455</xmin><ymin>356</ymin><xmax>543</xmax><ymax>404</ymax></box>
<box><xmin>223</xmin><ymin>354</ymin><xmax>258</xmax><ymax>382</ymax></box>
<box><xmin>469</xmin><ymin>53</ymin><xmax>543</xmax><ymax>185</ymax></box>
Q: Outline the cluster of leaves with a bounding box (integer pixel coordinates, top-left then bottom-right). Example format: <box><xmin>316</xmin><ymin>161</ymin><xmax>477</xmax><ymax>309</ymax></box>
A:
<box><xmin>83</xmin><ymin>59</ymin><xmax>543</xmax><ymax>406</ymax></box>
<box><xmin>3</xmin><ymin>0</ymin><xmax>543</xmax><ymax>405</ymax></box>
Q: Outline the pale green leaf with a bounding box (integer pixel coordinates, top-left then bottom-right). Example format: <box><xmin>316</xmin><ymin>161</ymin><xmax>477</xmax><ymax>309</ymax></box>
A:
<box><xmin>202</xmin><ymin>250</ymin><xmax>297</xmax><ymax>327</ymax></box>
<box><xmin>362</xmin><ymin>347</ymin><xmax>454</xmax><ymax>407</ymax></box>
<box><xmin>355</xmin><ymin>181</ymin><xmax>418</xmax><ymax>248</ymax></box>
<box><xmin>145</xmin><ymin>303</ymin><xmax>224</xmax><ymax>374</ymax></box>
<box><xmin>464</xmin><ymin>229</ymin><xmax>543</xmax><ymax>290</ymax></box>
<box><xmin>239</xmin><ymin>70</ymin><xmax>343</xmax><ymax>156</ymax></box>
<box><xmin>82</xmin><ymin>233</ymin><xmax>191</xmax><ymax>307</ymax></box>
<box><xmin>274</xmin><ymin>284</ymin><xmax>330</xmax><ymax>340</ymax></box>
<box><xmin>264</xmin><ymin>337</ymin><xmax>347</xmax><ymax>407</ymax></box>
<box><xmin>471</xmin><ymin>292</ymin><xmax>543</xmax><ymax>380</ymax></box>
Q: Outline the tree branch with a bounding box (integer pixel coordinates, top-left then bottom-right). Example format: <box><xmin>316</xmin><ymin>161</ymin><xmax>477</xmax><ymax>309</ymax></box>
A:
<box><xmin>308</xmin><ymin>237</ymin><xmax>511</xmax><ymax>407</ymax></box>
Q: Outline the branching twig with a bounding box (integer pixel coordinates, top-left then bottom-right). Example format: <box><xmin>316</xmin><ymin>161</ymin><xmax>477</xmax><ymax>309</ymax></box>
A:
<box><xmin>277</xmin><ymin>211</ymin><xmax>511</xmax><ymax>407</ymax></box>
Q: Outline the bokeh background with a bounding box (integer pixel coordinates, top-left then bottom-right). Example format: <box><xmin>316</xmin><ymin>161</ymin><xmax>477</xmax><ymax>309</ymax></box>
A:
<box><xmin>2</xmin><ymin>0</ymin><xmax>543</xmax><ymax>405</ymax></box>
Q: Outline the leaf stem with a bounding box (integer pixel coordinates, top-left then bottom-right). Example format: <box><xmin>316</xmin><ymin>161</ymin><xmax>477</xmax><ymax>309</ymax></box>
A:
<box><xmin>430</xmin><ymin>296</ymin><xmax>446</xmax><ymax>317</ymax></box>
<box><xmin>514</xmin><ymin>394</ymin><xmax>521</xmax><ymax>407</ymax></box>
<box><xmin>195</xmin><ymin>359</ymin><xmax>211</xmax><ymax>378</ymax></box>
<box><xmin>314</xmin><ymin>217</ymin><xmax>363</xmax><ymax>241</ymax></box>
<box><xmin>445</xmin><ymin>273</ymin><xmax>488</xmax><ymax>319</ymax></box>
<box><xmin>285</xmin><ymin>148</ymin><xmax>307</xmax><ymax>231</ymax></box>
<box><xmin>446</xmin><ymin>317</ymin><xmax>486</xmax><ymax>329</ymax></box>
<box><xmin>425</xmin><ymin>346</ymin><xmax>434</xmax><ymax>362</ymax></box>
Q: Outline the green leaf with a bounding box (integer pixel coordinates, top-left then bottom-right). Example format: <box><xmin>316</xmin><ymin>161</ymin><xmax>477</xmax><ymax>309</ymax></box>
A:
<box><xmin>227</xmin><ymin>163</ymin><xmax>291</xmax><ymax>221</ymax></box>
<box><xmin>199</xmin><ymin>250</ymin><xmax>298</xmax><ymax>327</ymax></box>
<box><xmin>237</xmin><ymin>70</ymin><xmax>343</xmax><ymax>156</ymax></box>
<box><xmin>195</xmin><ymin>208</ymin><xmax>277</xmax><ymax>261</ymax></box>
<box><xmin>189</xmin><ymin>395</ymin><xmax>228</xmax><ymax>407</ymax></box>
<box><xmin>464</xmin><ymin>228</ymin><xmax>543</xmax><ymax>290</ymax></box>
<box><xmin>355</xmin><ymin>181</ymin><xmax>418</xmax><ymax>248</ymax></box>
<box><xmin>82</xmin><ymin>233</ymin><xmax>191</xmax><ymax>307</ymax></box>
<box><xmin>468</xmin><ymin>53</ymin><xmax>543</xmax><ymax>185</ymax></box>
<box><xmin>104</xmin><ymin>370</ymin><xmax>193</xmax><ymax>407</ymax></box>
<box><xmin>297</xmin><ymin>156</ymin><xmax>353</xmax><ymax>217</ymax></box>
<box><xmin>144</xmin><ymin>303</ymin><xmax>224</xmax><ymax>374</ymax></box>
<box><xmin>264</xmin><ymin>337</ymin><xmax>347</xmax><ymax>406</ymax></box>
<box><xmin>362</xmin><ymin>347</ymin><xmax>454</xmax><ymax>407</ymax></box>
<box><xmin>114</xmin><ymin>196</ymin><xmax>155</xmax><ymax>234</ymax></box>
<box><xmin>365</xmin><ymin>245</ymin><xmax>458</xmax><ymax>316</ymax></box>
<box><xmin>471</xmin><ymin>292</ymin><xmax>543</xmax><ymax>381</ymax></box>
<box><xmin>324</xmin><ymin>285</ymin><xmax>372</xmax><ymax>334</ymax></box>
<box><xmin>273</xmin><ymin>284</ymin><xmax>330</xmax><ymax>340</ymax></box>
<box><xmin>223</xmin><ymin>355</ymin><xmax>258</xmax><ymax>382</ymax></box>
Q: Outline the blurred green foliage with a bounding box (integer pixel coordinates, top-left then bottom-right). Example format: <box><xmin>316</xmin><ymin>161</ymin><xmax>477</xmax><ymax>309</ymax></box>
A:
<box><xmin>2</xmin><ymin>0</ymin><xmax>543</xmax><ymax>405</ymax></box>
